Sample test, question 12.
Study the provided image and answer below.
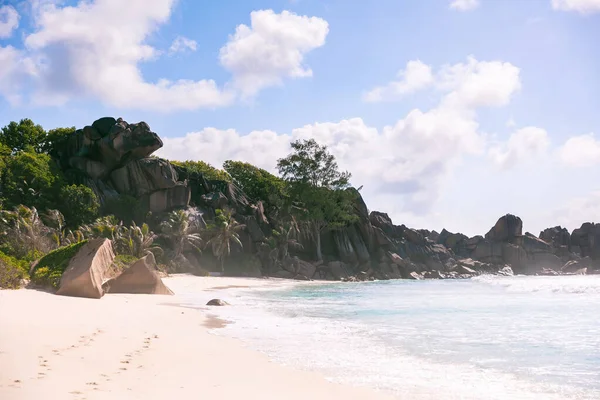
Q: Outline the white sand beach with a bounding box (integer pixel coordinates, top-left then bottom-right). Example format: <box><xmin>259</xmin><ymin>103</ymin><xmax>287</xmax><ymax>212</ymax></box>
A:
<box><xmin>0</xmin><ymin>275</ymin><xmax>394</xmax><ymax>400</ymax></box>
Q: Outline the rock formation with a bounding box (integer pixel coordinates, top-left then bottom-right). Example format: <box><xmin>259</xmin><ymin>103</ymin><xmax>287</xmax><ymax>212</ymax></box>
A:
<box><xmin>103</xmin><ymin>253</ymin><xmax>173</xmax><ymax>295</ymax></box>
<box><xmin>56</xmin><ymin>238</ymin><xmax>116</xmax><ymax>299</ymax></box>
<box><xmin>57</xmin><ymin>117</ymin><xmax>190</xmax><ymax>213</ymax></box>
<box><xmin>54</xmin><ymin>117</ymin><xmax>600</xmax><ymax>281</ymax></box>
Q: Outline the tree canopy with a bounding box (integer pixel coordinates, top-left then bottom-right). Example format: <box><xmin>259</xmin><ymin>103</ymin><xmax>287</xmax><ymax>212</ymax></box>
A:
<box><xmin>223</xmin><ymin>160</ymin><xmax>286</xmax><ymax>212</ymax></box>
<box><xmin>277</xmin><ymin>139</ymin><xmax>357</xmax><ymax>260</ymax></box>
<box><xmin>0</xmin><ymin>119</ymin><xmax>47</xmax><ymax>154</ymax></box>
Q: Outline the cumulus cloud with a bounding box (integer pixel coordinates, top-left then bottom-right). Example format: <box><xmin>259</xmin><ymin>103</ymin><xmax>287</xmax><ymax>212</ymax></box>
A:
<box><xmin>0</xmin><ymin>46</ymin><xmax>37</xmax><ymax>105</ymax></box>
<box><xmin>2</xmin><ymin>3</ymin><xmax>327</xmax><ymax>111</ymax></box>
<box><xmin>553</xmin><ymin>191</ymin><xmax>600</xmax><ymax>231</ymax></box>
<box><xmin>551</xmin><ymin>0</ymin><xmax>600</xmax><ymax>14</ymax></box>
<box><xmin>488</xmin><ymin>127</ymin><xmax>550</xmax><ymax>169</ymax></box>
<box><xmin>169</xmin><ymin>36</ymin><xmax>197</xmax><ymax>54</ymax></box>
<box><xmin>363</xmin><ymin>60</ymin><xmax>434</xmax><ymax>102</ymax></box>
<box><xmin>437</xmin><ymin>56</ymin><xmax>521</xmax><ymax>109</ymax></box>
<box><xmin>219</xmin><ymin>9</ymin><xmax>329</xmax><ymax>97</ymax></box>
<box><xmin>23</xmin><ymin>0</ymin><xmax>233</xmax><ymax>110</ymax></box>
<box><xmin>158</xmin><ymin>56</ymin><xmax>521</xmax><ymax>215</ymax></box>
<box><xmin>558</xmin><ymin>133</ymin><xmax>600</xmax><ymax>167</ymax></box>
<box><xmin>0</xmin><ymin>5</ymin><xmax>19</xmax><ymax>38</ymax></box>
<box><xmin>449</xmin><ymin>0</ymin><xmax>480</xmax><ymax>11</ymax></box>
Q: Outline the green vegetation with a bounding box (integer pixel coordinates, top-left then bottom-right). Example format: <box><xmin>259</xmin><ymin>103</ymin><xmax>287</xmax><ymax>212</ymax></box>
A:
<box><xmin>223</xmin><ymin>160</ymin><xmax>286</xmax><ymax>214</ymax></box>
<box><xmin>277</xmin><ymin>139</ymin><xmax>357</xmax><ymax>260</ymax></box>
<box><xmin>58</xmin><ymin>185</ymin><xmax>100</xmax><ymax>228</ymax></box>
<box><xmin>171</xmin><ymin>160</ymin><xmax>231</xmax><ymax>182</ymax></box>
<box><xmin>30</xmin><ymin>241</ymin><xmax>88</xmax><ymax>289</ymax></box>
<box><xmin>0</xmin><ymin>251</ymin><xmax>29</xmax><ymax>289</ymax></box>
<box><xmin>206</xmin><ymin>209</ymin><xmax>245</xmax><ymax>272</ymax></box>
<box><xmin>0</xmin><ymin>117</ymin><xmax>359</xmax><ymax>281</ymax></box>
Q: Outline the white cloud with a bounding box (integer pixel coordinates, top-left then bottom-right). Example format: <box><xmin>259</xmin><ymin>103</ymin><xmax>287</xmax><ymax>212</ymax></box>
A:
<box><xmin>23</xmin><ymin>0</ymin><xmax>233</xmax><ymax>110</ymax></box>
<box><xmin>0</xmin><ymin>5</ymin><xmax>19</xmax><ymax>38</ymax></box>
<box><xmin>551</xmin><ymin>0</ymin><xmax>600</xmax><ymax>14</ymax></box>
<box><xmin>219</xmin><ymin>9</ymin><xmax>329</xmax><ymax>97</ymax></box>
<box><xmin>489</xmin><ymin>127</ymin><xmax>550</xmax><ymax>169</ymax></box>
<box><xmin>159</xmin><ymin>56</ymin><xmax>521</xmax><ymax>215</ymax></box>
<box><xmin>449</xmin><ymin>0</ymin><xmax>480</xmax><ymax>11</ymax></box>
<box><xmin>553</xmin><ymin>191</ymin><xmax>600</xmax><ymax>231</ymax></box>
<box><xmin>0</xmin><ymin>46</ymin><xmax>37</xmax><ymax>105</ymax></box>
<box><xmin>437</xmin><ymin>56</ymin><xmax>521</xmax><ymax>109</ymax></box>
<box><xmin>3</xmin><ymin>4</ymin><xmax>327</xmax><ymax>111</ymax></box>
<box><xmin>558</xmin><ymin>133</ymin><xmax>600</xmax><ymax>167</ymax></box>
<box><xmin>169</xmin><ymin>36</ymin><xmax>197</xmax><ymax>54</ymax></box>
<box><xmin>363</xmin><ymin>60</ymin><xmax>434</xmax><ymax>102</ymax></box>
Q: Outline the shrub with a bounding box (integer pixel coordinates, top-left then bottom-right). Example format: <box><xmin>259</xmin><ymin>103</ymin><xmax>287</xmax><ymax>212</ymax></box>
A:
<box><xmin>30</xmin><ymin>240</ymin><xmax>88</xmax><ymax>289</ymax></box>
<box><xmin>0</xmin><ymin>251</ymin><xmax>28</xmax><ymax>289</ymax></box>
<box><xmin>58</xmin><ymin>184</ymin><xmax>100</xmax><ymax>228</ymax></box>
<box><xmin>113</xmin><ymin>254</ymin><xmax>138</xmax><ymax>271</ymax></box>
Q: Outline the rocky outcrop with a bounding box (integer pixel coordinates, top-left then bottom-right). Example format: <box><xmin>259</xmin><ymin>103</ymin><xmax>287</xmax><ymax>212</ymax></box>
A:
<box><xmin>485</xmin><ymin>214</ymin><xmax>523</xmax><ymax>244</ymax></box>
<box><xmin>207</xmin><ymin>299</ymin><xmax>229</xmax><ymax>306</ymax></box>
<box><xmin>57</xmin><ymin>117</ymin><xmax>191</xmax><ymax>215</ymax></box>
<box><xmin>103</xmin><ymin>253</ymin><xmax>173</xmax><ymax>295</ymax></box>
<box><xmin>56</xmin><ymin>238</ymin><xmax>116</xmax><ymax>299</ymax></box>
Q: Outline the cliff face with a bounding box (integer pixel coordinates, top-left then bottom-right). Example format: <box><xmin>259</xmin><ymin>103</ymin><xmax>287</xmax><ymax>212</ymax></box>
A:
<box><xmin>58</xmin><ymin>118</ymin><xmax>600</xmax><ymax>280</ymax></box>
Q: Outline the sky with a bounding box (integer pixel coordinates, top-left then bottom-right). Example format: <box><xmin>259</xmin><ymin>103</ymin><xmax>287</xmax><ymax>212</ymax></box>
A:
<box><xmin>1</xmin><ymin>0</ymin><xmax>600</xmax><ymax>237</ymax></box>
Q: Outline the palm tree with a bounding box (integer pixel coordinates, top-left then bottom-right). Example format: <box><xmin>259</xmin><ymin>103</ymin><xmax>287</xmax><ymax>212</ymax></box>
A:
<box><xmin>270</xmin><ymin>217</ymin><xmax>303</xmax><ymax>261</ymax></box>
<box><xmin>160</xmin><ymin>210</ymin><xmax>203</xmax><ymax>257</ymax></box>
<box><xmin>0</xmin><ymin>205</ymin><xmax>55</xmax><ymax>257</ymax></box>
<box><xmin>206</xmin><ymin>209</ymin><xmax>245</xmax><ymax>273</ymax></box>
<box><xmin>44</xmin><ymin>209</ymin><xmax>85</xmax><ymax>247</ymax></box>
<box><xmin>116</xmin><ymin>222</ymin><xmax>163</xmax><ymax>258</ymax></box>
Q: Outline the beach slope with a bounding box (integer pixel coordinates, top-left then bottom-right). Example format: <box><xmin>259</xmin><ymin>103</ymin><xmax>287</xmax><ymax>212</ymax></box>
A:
<box><xmin>0</xmin><ymin>276</ymin><xmax>393</xmax><ymax>400</ymax></box>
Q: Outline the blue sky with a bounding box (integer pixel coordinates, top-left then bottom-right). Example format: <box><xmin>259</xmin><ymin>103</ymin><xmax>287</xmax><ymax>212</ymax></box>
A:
<box><xmin>1</xmin><ymin>0</ymin><xmax>600</xmax><ymax>236</ymax></box>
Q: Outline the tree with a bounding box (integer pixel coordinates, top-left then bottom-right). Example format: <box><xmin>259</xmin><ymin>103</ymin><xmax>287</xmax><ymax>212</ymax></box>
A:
<box><xmin>277</xmin><ymin>139</ymin><xmax>357</xmax><ymax>261</ymax></box>
<box><xmin>0</xmin><ymin>151</ymin><xmax>64</xmax><ymax>211</ymax></box>
<box><xmin>115</xmin><ymin>222</ymin><xmax>163</xmax><ymax>258</ymax></box>
<box><xmin>223</xmin><ymin>160</ymin><xmax>286</xmax><ymax>213</ymax></box>
<box><xmin>40</xmin><ymin>126</ymin><xmax>76</xmax><ymax>157</ymax></box>
<box><xmin>206</xmin><ymin>209</ymin><xmax>245</xmax><ymax>273</ymax></box>
<box><xmin>160</xmin><ymin>210</ymin><xmax>204</xmax><ymax>257</ymax></box>
<box><xmin>171</xmin><ymin>160</ymin><xmax>231</xmax><ymax>181</ymax></box>
<box><xmin>0</xmin><ymin>205</ymin><xmax>56</xmax><ymax>259</ymax></box>
<box><xmin>0</xmin><ymin>119</ymin><xmax>47</xmax><ymax>153</ymax></box>
<box><xmin>58</xmin><ymin>184</ymin><xmax>100</xmax><ymax>228</ymax></box>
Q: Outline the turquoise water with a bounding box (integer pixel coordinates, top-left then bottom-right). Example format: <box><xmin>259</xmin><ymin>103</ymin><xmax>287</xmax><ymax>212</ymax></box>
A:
<box><xmin>203</xmin><ymin>276</ymin><xmax>600</xmax><ymax>399</ymax></box>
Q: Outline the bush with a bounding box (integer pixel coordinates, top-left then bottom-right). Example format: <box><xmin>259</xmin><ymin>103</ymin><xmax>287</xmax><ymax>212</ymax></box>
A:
<box><xmin>113</xmin><ymin>254</ymin><xmax>138</xmax><ymax>271</ymax></box>
<box><xmin>0</xmin><ymin>251</ymin><xmax>28</xmax><ymax>289</ymax></box>
<box><xmin>58</xmin><ymin>184</ymin><xmax>100</xmax><ymax>228</ymax></box>
<box><xmin>30</xmin><ymin>241</ymin><xmax>88</xmax><ymax>289</ymax></box>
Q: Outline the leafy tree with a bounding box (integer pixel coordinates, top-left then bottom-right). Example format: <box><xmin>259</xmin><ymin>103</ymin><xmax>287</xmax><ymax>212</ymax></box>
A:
<box><xmin>0</xmin><ymin>119</ymin><xmax>47</xmax><ymax>153</ymax></box>
<box><xmin>171</xmin><ymin>160</ymin><xmax>231</xmax><ymax>181</ymax></box>
<box><xmin>277</xmin><ymin>139</ymin><xmax>357</xmax><ymax>261</ymax></box>
<box><xmin>41</xmin><ymin>126</ymin><xmax>76</xmax><ymax>157</ymax></box>
<box><xmin>0</xmin><ymin>151</ymin><xmax>64</xmax><ymax>212</ymax></box>
<box><xmin>160</xmin><ymin>210</ymin><xmax>204</xmax><ymax>257</ymax></box>
<box><xmin>58</xmin><ymin>184</ymin><xmax>100</xmax><ymax>228</ymax></box>
<box><xmin>206</xmin><ymin>209</ymin><xmax>245</xmax><ymax>273</ymax></box>
<box><xmin>223</xmin><ymin>160</ymin><xmax>286</xmax><ymax>212</ymax></box>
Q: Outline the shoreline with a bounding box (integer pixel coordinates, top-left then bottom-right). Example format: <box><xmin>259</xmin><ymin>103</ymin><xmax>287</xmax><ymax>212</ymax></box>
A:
<box><xmin>0</xmin><ymin>275</ymin><xmax>395</xmax><ymax>400</ymax></box>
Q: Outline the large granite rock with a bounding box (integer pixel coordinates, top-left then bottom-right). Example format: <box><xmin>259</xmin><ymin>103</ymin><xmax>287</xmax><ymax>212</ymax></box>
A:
<box><xmin>571</xmin><ymin>223</ymin><xmax>600</xmax><ymax>259</ymax></box>
<box><xmin>60</xmin><ymin>117</ymin><xmax>163</xmax><ymax>174</ymax></box>
<box><xmin>56</xmin><ymin>238</ymin><xmax>116</xmax><ymax>299</ymax></box>
<box><xmin>143</xmin><ymin>183</ymin><xmax>191</xmax><ymax>213</ymax></box>
<box><xmin>485</xmin><ymin>214</ymin><xmax>523</xmax><ymax>244</ymax></box>
<box><xmin>103</xmin><ymin>253</ymin><xmax>173</xmax><ymax>295</ymax></box>
<box><xmin>110</xmin><ymin>158</ymin><xmax>178</xmax><ymax>197</ymax></box>
<box><xmin>539</xmin><ymin>226</ymin><xmax>571</xmax><ymax>248</ymax></box>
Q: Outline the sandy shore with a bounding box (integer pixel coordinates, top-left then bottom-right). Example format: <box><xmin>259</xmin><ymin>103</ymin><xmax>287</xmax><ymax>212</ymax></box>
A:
<box><xmin>0</xmin><ymin>275</ymin><xmax>394</xmax><ymax>400</ymax></box>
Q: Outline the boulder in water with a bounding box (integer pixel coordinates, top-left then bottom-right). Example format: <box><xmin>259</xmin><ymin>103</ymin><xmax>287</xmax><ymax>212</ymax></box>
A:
<box><xmin>207</xmin><ymin>299</ymin><xmax>229</xmax><ymax>306</ymax></box>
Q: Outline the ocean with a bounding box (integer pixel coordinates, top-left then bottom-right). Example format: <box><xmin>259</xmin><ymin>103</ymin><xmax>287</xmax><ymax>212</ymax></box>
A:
<box><xmin>187</xmin><ymin>275</ymin><xmax>600</xmax><ymax>399</ymax></box>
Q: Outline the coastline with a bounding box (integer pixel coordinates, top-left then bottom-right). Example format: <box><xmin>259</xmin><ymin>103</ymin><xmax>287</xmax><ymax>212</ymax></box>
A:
<box><xmin>0</xmin><ymin>275</ymin><xmax>394</xmax><ymax>400</ymax></box>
